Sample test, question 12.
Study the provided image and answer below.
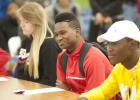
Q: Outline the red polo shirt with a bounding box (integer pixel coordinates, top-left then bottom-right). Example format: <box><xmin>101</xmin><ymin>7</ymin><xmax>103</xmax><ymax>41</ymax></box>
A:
<box><xmin>57</xmin><ymin>39</ymin><xmax>112</xmax><ymax>93</ymax></box>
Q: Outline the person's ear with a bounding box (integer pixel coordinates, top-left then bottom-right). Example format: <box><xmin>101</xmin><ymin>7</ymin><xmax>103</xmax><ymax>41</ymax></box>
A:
<box><xmin>76</xmin><ymin>28</ymin><xmax>80</xmax><ymax>35</ymax></box>
<box><xmin>129</xmin><ymin>40</ymin><xmax>138</xmax><ymax>49</ymax></box>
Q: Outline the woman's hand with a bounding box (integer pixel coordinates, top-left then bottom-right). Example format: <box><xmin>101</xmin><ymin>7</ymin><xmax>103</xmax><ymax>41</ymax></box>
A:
<box><xmin>18</xmin><ymin>48</ymin><xmax>29</xmax><ymax>63</ymax></box>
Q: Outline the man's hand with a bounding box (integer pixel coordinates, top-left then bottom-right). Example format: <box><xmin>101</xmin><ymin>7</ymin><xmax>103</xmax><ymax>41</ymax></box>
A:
<box><xmin>77</xmin><ymin>97</ymin><xmax>88</xmax><ymax>100</ymax></box>
<box><xmin>56</xmin><ymin>80</ymin><xmax>69</xmax><ymax>90</ymax></box>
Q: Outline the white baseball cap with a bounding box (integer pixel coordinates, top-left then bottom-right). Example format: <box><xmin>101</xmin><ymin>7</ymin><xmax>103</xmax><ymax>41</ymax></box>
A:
<box><xmin>97</xmin><ymin>20</ymin><xmax>140</xmax><ymax>43</ymax></box>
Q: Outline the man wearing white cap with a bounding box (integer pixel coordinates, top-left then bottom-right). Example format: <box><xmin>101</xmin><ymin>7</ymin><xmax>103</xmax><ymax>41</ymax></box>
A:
<box><xmin>78</xmin><ymin>20</ymin><xmax>140</xmax><ymax>100</ymax></box>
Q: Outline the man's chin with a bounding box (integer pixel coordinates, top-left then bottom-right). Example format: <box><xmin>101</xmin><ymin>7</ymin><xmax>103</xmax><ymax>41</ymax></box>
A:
<box><xmin>58</xmin><ymin>44</ymin><xmax>69</xmax><ymax>50</ymax></box>
<box><xmin>59</xmin><ymin>45</ymin><xmax>65</xmax><ymax>50</ymax></box>
<box><xmin>110</xmin><ymin>60</ymin><xmax>118</xmax><ymax>65</ymax></box>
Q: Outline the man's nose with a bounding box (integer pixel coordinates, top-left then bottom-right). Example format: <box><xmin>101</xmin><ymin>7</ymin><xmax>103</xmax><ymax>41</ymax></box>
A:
<box><xmin>57</xmin><ymin>35</ymin><xmax>63</xmax><ymax>41</ymax></box>
<box><xmin>107</xmin><ymin>44</ymin><xmax>113</xmax><ymax>52</ymax></box>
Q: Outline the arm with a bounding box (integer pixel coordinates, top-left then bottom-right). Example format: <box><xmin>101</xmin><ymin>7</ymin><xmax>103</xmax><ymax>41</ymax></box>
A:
<box><xmin>83</xmin><ymin>48</ymin><xmax>112</xmax><ymax>91</ymax></box>
<box><xmin>79</xmin><ymin>66</ymin><xmax>120</xmax><ymax>100</ymax></box>
<box><xmin>0</xmin><ymin>48</ymin><xmax>10</xmax><ymax>75</ymax></box>
<box><xmin>13</xmin><ymin>38</ymin><xmax>31</xmax><ymax>78</ymax></box>
<box><xmin>56</xmin><ymin>52</ymin><xmax>70</xmax><ymax>90</ymax></box>
<box><xmin>0</xmin><ymin>48</ymin><xmax>10</xmax><ymax>67</ymax></box>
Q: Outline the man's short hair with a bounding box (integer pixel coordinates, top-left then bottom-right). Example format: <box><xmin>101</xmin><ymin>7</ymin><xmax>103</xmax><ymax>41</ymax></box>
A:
<box><xmin>55</xmin><ymin>12</ymin><xmax>81</xmax><ymax>29</ymax></box>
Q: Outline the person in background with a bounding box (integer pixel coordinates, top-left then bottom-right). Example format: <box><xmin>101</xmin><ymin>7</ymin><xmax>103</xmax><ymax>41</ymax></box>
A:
<box><xmin>78</xmin><ymin>20</ymin><xmax>140</xmax><ymax>100</ymax></box>
<box><xmin>88</xmin><ymin>0</ymin><xmax>123</xmax><ymax>43</ymax></box>
<box><xmin>0</xmin><ymin>0</ymin><xmax>10</xmax><ymax>22</ymax></box>
<box><xmin>48</xmin><ymin>0</ymin><xmax>81</xmax><ymax>24</ymax></box>
<box><xmin>0</xmin><ymin>1</ymin><xmax>19</xmax><ymax>52</ymax></box>
<box><xmin>14</xmin><ymin>2</ymin><xmax>61</xmax><ymax>86</ymax></box>
<box><xmin>54</xmin><ymin>12</ymin><xmax>112</xmax><ymax>94</ymax></box>
<box><xmin>123</xmin><ymin>0</ymin><xmax>137</xmax><ymax>21</ymax></box>
<box><xmin>0</xmin><ymin>48</ymin><xmax>10</xmax><ymax>76</ymax></box>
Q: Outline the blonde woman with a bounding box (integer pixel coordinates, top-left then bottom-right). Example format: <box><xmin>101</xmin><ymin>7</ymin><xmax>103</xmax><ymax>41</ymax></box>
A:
<box><xmin>14</xmin><ymin>2</ymin><xmax>61</xmax><ymax>86</ymax></box>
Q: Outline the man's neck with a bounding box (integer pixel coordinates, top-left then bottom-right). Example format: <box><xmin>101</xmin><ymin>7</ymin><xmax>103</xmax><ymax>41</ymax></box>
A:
<box><xmin>67</xmin><ymin>36</ymin><xmax>83</xmax><ymax>53</ymax></box>
<box><xmin>122</xmin><ymin>50</ymin><xmax>139</xmax><ymax>69</ymax></box>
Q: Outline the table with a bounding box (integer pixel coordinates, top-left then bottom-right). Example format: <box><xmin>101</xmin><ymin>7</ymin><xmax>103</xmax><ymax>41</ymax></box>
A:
<box><xmin>0</xmin><ymin>77</ymin><xmax>79</xmax><ymax>100</ymax></box>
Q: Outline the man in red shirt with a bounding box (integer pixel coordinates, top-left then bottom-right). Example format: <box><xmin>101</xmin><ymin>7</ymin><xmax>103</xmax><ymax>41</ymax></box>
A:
<box><xmin>0</xmin><ymin>48</ymin><xmax>10</xmax><ymax>75</ymax></box>
<box><xmin>54</xmin><ymin>12</ymin><xmax>112</xmax><ymax>93</ymax></box>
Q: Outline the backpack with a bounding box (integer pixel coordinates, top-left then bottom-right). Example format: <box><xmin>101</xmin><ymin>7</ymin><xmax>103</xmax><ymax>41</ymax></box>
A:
<box><xmin>60</xmin><ymin>42</ymin><xmax>108</xmax><ymax>77</ymax></box>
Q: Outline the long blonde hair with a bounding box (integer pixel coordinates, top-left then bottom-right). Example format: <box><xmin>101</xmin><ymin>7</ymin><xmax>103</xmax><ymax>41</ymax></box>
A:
<box><xmin>17</xmin><ymin>2</ymin><xmax>53</xmax><ymax>79</ymax></box>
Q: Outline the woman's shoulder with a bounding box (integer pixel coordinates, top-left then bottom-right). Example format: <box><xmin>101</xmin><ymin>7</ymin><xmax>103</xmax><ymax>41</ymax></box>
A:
<box><xmin>41</xmin><ymin>37</ymin><xmax>61</xmax><ymax>51</ymax></box>
<box><xmin>40</xmin><ymin>38</ymin><xmax>61</xmax><ymax>56</ymax></box>
<box><xmin>43</xmin><ymin>37</ymin><xmax>56</xmax><ymax>45</ymax></box>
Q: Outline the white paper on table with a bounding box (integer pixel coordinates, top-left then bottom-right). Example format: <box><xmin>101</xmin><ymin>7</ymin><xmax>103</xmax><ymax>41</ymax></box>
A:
<box><xmin>0</xmin><ymin>77</ymin><xmax>8</xmax><ymax>81</ymax></box>
<box><xmin>23</xmin><ymin>87</ymin><xmax>65</xmax><ymax>95</ymax></box>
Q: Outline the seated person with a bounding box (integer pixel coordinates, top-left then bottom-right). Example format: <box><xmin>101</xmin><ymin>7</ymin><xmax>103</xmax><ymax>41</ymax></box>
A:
<box><xmin>14</xmin><ymin>2</ymin><xmax>61</xmax><ymax>86</ymax></box>
<box><xmin>54</xmin><ymin>12</ymin><xmax>112</xmax><ymax>93</ymax></box>
<box><xmin>78</xmin><ymin>20</ymin><xmax>140</xmax><ymax>100</ymax></box>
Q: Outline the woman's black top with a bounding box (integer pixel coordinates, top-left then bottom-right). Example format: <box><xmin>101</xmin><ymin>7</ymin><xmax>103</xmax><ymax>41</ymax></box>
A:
<box><xmin>14</xmin><ymin>37</ymin><xmax>61</xmax><ymax>86</ymax></box>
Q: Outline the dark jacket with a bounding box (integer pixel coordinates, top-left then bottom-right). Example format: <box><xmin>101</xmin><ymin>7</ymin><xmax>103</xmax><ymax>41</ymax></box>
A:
<box><xmin>0</xmin><ymin>17</ymin><xmax>18</xmax><ymax>52</ymax></box>
<box><xmin>90</xmin><ymin>0</ymin><xmax>122</xmax><ymax>17</ymax></box>
<box><xmin>14</xmin><ymin>37</ymin><xmax>61</xmax><ymax>86</ymax></box>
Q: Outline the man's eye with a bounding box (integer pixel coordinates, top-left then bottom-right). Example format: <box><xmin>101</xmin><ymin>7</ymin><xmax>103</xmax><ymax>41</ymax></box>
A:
<box><xmin>108</xmin><ymin>42</ymin><xmax>118</xmax><ymax>46</ymax></box>
<box><xmin>61</xmin><ymin>32</ymin><xmax>65</xmax><ymax>35</ymax></box>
